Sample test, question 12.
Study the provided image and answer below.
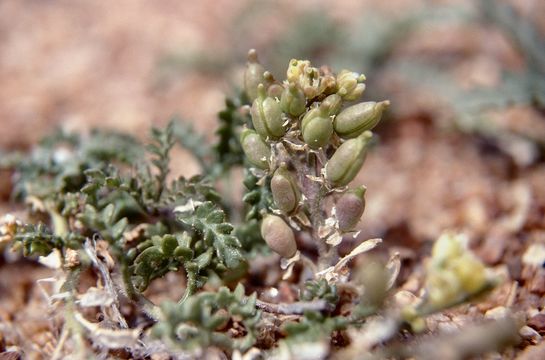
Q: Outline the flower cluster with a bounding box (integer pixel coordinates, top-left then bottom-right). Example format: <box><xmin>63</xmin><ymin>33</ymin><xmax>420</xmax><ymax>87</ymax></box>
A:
<box><xmin>240</xmin><ymin>50</ymin><xmax>389</xmax><ymax>264</ymax></box>
<box><xmin>403</xmin><ymin>232</ymin><xmax>495</xmax><ymax>332</ymax></box>
<box><xmin>425</xmin><ymin>232</ymin><xmax>490</xmax><ymax>308</ymax></box>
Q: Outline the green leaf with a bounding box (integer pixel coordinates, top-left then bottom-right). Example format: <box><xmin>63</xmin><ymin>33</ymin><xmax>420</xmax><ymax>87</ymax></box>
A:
<box><xmin>176</xmin><ymin>201</ymin><xmax>244</xmax><ymax>271</ymax></box>
<box><xmin>213</xmin><ymin>93</ymin><xmax>250</xmax><ymax>174</ymax></box>
<box><xmin>152</xmin><ymin>285</ymin><xmax>260</xmax><ymax>351</ymax></box>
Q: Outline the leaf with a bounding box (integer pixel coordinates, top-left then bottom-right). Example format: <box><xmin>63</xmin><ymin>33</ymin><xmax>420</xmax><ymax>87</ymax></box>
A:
<box><xmin>146</xmin><ymin>119</ymin><xmax>176</xmax><ymax>201</ymax></box>
<box><xmin>213</xmin><ymin>93</ymin><xmax>250</xmax><ymax>174</ymax></box>
<box><xmin>152</xmin><ymin>285</ymin><xmax>260</xmax><ymax>351</ymax></box>
<box><xmin>176</xmin><ymin>201</ymin><xmax>244</xmax><ymax>270</ymax></box>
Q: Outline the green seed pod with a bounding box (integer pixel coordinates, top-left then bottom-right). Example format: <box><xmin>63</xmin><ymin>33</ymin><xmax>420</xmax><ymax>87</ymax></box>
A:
<box><xmin>240</xmin><ymin>129</ymin><xmax>271</xmax><ymax>170</ymax></box>
<box><xmin>271</xmin><ymin>163</ymin><xmax>300</xmax><ymax>214</ymax></box>
<box><xmin>280</xmin><ymin>83</ymin><xmax>306</xmax><ymax>116</ymax></box>
<box><xmin>325</xmin><ymin>131</ymin><xmax>372</xmax><ymax>187</ymax></box>
<box><xmin>244</xmin><ymin>49</ymin><xmax>265</xmax><ymax>101</ymax></box>
<box><xmin>301</xmin><ymin>103</ymin><xmax>333</xmax><ymax>149</ymax></box>
<box><xmin>336</xmin><ymin>186</ymin><xmax>366</xmax><ymax>231</ymax></box>
<box><xmin>250</xmin><ymin>84</ymin><xmax>286</xmax><ymax>140</ymax></box>
<box><xmin>322</xmin><ymin>94</ymin><xmax>343</xmax><ymax>116</ymax></box>
<box><xmin>260</xmin><ymin>214</ymin><xmax>297</xmax><ymax>258</ymax></box>
<box><xmin>263</xmin><ymin>71</ymin><xmax>279</xmax><ymax>96</ymax></box>
<box><xmin>334</xmin><ymin>101</ymin><xmax>389</xmax><ymax>139</ymax></box>
<box><xmin>267</xmin><ymin>83</ymin><xmax>284</xmax><ymax>99</ymax></box>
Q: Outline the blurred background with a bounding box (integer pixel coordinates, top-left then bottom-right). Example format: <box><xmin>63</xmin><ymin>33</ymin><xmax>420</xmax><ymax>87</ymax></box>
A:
<box><xmin>1</xmin><ymin>0</ymin><xmax>545</xmax><ymax>355</ymax></box>
<box><xmin>1</xmin><ymin>0</ymin><xmax>544</xmax><ymax>248</ymax></box>
<box><xmin>2</xmin><ymin>0</ymin><xmax>544</xmax><ymax>240</ymax></box>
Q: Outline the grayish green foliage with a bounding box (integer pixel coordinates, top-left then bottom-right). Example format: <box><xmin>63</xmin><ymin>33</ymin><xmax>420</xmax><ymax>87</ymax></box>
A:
<box><xmin>152</xmin><ymin>284</ymin><xmax>260</xmax><ymax>352</ymax></box>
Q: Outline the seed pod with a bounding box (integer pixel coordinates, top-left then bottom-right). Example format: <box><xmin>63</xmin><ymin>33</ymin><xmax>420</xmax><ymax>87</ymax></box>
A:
<box><xmin>336</xmin><ymin>186</ymin><xmax>366</xmax><ymax>231</ymax></box>
<box><xmin>280</xmin><ymin>83</ymin><xmax>306</xmax><ymax>116</ymax></box>
<box><xmin>240</xmin><ymin>129</ymin><xmax>270</xmax><ymax>170</ymax></box>
<box><xmin>271</xmin><ymin>163</ymin><xmax>300</xmax><ymax>214</ymax></box>
<box><xmin>244</xmin><ymin>49</ymin><xmax>265</xmax><ymax>101</ymax></box>
<box><xmin>336</xmin><ymin>69</ymin><xmax>366</xmax><ymax>101</ymax></box>
<box><xmin>267</xmin><ymin>83</ymin><xmax>284</xmax><ymax>99</ymax></box>
<box><xmin>322</xmin><ymin>94</ymin><xmax>343</xmax><ymax>116</ymax></box>
<box><xmin>261</xmin><ymin>214</ymin><xmax>297</xmax><ymax>258</ymax></box>
<box><xmin>325</xmin><ymin>131</ymin><xmax>372</xmax><ymax>187</ymax></box>
<box><xmin>251</xmin><ymin>84</ymin><xmax>286</xmax><ymax>140</ymax></box>
<box><xmin>301</xmin><ymin>103</ymin><xmax>333</xmax><ymax>149</ymax></box>
<box><xmin>334</xmin><ymin>101</ymin><xmax>389</xmax><ymax>138</ymax></box>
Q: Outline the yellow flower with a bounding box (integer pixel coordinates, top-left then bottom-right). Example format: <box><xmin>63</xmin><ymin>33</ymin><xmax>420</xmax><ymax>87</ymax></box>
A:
<box><xmin>425</xmin><ymin>232</ymin><xmax>489</xmax><ymax>309</ymax></box>
<box><xmin>450</xmin><ymin>254</ymin><xmax>487</xmax><ymax>294</ymax></box>
<box><xmin>431</xmin><ymin>232</ymin><xmax>465</xmax><ymax>265</ymax></box>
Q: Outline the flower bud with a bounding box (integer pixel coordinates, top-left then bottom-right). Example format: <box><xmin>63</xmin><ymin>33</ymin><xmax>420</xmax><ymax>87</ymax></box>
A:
<box><xmin>287</xmin><ymin>59</ymin><xmax>310</xmax><ymax>84</ymax></box>
<box><xmin>325</xmin><ymin>131</ymin><xmax>372</xmax><ymax>187</ymax></box>
<box><xmin>322</xmin><ymin>94</ymin><xmax>343</xmax><ymax>116</ymax></box>
<box><xmin>336</xmin><ymin>186</ymin><xmax>366</xmax><ymax>231</ymax></box>
<box><xmin>261</xmin><ymin>214</ymin><xmax>297</xmax><ymax>258</ymax></box>
<box><xmin>334</xmin><ymin>101</ymin><xmax>389</xmax><ymax>138</ymax></box>
<box><xmin>286</xmin><ymin>59</ymin><xmax>324</xmax><ymax>99</ymax></box>
<box><xmin>271</xmin><ymin>164</ymin><xmax>300</xmax><ymax>214</ymax></box>
<box><xmin>301</xmin><ymin>103</ymin><xmax>333</xmax><ymax>149</ymax></box>
<box><xmin>336</xmin><ymin>70</ymin><xmax>366</xmax><ymax>101</ymax></box>
<box><xmin>280</xmin><ymin>83</ymin><xmax>306</xmax><ymax>116</ymax></box>
<box><xmin>244</xmin><ymin>49</ymin><xmax>265</xmax><ymax>101</ymax></box>
<box><xmin>240</xmin><ymin>129</ymin><xmax>270</xmax><ymax>170</ymax></box>
<box><xmin>251</xmin><ymin>84</ymin><xmax>286</xmax><ymax>140</ymax></box>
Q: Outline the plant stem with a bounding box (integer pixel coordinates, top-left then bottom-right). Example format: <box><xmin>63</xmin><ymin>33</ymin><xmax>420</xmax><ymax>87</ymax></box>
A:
<box><xmin>297</xmin><ymin>151</ymin><xmax>336</xmax><ymax>269</ymax></box>
<box><xmin>61</xmin><ymin>269</ymin><xmax>89</xmax><ymax>359</ymax></box>
<box><xmin>178</xmin><ymin>266</ymin><xmax>198</xmax><ymax>304</ymax></box>
<box><xmin>299</xmin><ymin>154</ymin><xmax>324</xmax><ymax>244</ymax></box>
<box><xmin>256</xmin><ymin>299</ymin><xmax>334</xmax><ymax>315</ymax></box>
<box><xmin>121</xmin><ymin>258</ymin><xmax>161</xmax><ymax>319</ymax></box>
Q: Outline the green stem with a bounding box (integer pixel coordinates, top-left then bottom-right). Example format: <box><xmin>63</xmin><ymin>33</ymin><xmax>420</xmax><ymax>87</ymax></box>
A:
<box><xmin>120</xmin><ymin>257</ymin><xmax>161</xmax><ymax>319</ymax></box>
<box><xmin>61</xmin><ymin>269</ymin><xmax>89</xmax><ymax>359</ymax></box>
<box><xmin>178</xmin><ymin>268</ymin><xmax>198</xmax><ymax>304</ymax></box>
<box><xmin>298</xmin><ymin>152</ymin><xmax>335</xmax><ymax>269</ymax></box>
<box><xmin>121</xmin><ymin>258</ymin><xmax>138</xmax><ymax>301</ymax></box>
<box><xmin>47</xmin><ymin>203</ymin><xmax>68</xmax><ymax>237</ymax></box>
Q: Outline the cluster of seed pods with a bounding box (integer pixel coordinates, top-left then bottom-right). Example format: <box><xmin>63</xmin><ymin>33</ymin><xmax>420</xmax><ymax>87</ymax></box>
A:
<box><xmin>240</xmin><ymin>50</ymin><xmax>389</xmax><ymax>259</ymax></box>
